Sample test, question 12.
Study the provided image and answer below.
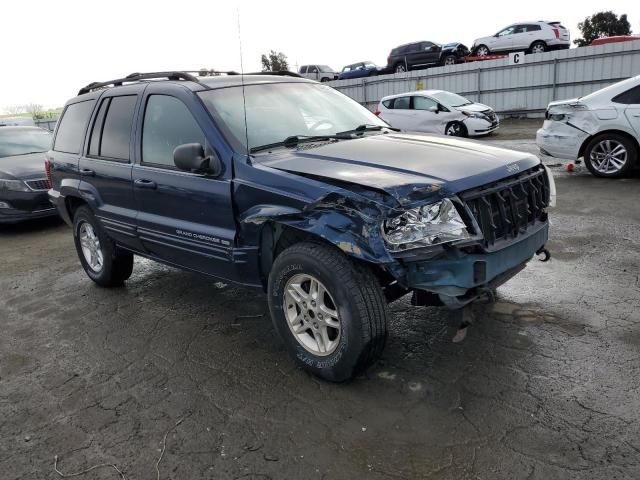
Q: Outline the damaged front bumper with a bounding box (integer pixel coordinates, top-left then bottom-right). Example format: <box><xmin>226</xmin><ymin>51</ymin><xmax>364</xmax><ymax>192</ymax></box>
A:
<box><xmin>395</xmin><ymin>222</ymin><xmax>549</xmax><ymax>308</ymax></box>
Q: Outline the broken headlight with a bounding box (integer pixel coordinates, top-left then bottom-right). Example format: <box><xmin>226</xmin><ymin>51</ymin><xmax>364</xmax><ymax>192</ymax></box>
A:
<box><xmin>382</xmin><ymin>198</ymin><xmax>471</xmax><ymax>252</ymax></box>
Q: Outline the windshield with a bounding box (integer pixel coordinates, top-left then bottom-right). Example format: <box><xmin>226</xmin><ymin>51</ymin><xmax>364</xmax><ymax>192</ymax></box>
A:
<box><xmin>198</xmin><ymin>82</ymin><xmax>387</xmax><ymax>152</ymax></box>
<box><xmin>317</xmin><ymin>65</ymin><xmax>333</xmax><ymax>73</ymax></box>
<box><xmin>430</xmin><ymin>91</ymin><xmax>473</xmax><ymax>108</ymax></box>
<box><xmin>0</xmin><ymin>128</ymin><xmax>52</xmax><ymax>158</ymax></box>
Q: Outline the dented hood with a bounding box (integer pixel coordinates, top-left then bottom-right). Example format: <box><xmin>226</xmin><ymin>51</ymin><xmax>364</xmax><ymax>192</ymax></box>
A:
<box><xmin>258</xmin><ymin>133</ymin><xmax>540</xmax><ymax>202</ymax></box>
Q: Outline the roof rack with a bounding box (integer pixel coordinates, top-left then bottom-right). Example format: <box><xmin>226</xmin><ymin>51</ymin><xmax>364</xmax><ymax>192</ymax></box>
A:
<box><xmin>77</xmin><ymin>69</ymin><xmax>303</xmax><ymax>95</ymax></box>
<box><xmin>77</xmin><ymin>71</ymin><xmax>201</xmax><ymax>95</ymax></box>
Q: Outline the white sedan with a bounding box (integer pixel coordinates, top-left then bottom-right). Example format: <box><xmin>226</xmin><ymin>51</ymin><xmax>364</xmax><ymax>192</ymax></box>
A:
<box><xmin>375</xmin><ymin>90</ymin><xmax>499</xmax><ymax>137</ymax></box>
<box><xmin>536</xmin><ymin>74</ymin><xmax>640</xmax><ymax>177</ymax></box>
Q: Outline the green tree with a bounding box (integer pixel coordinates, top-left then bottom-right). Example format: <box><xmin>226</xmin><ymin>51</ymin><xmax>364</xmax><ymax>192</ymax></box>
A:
<box><xmin>574</xmin><ymin>11</ymin><xmax>631</xmax><ymax>46</ymax></box>
<box><xmin>260</xmin><ymin>50</ymin><xmax>289</xmax><ymax>72</ymax></box>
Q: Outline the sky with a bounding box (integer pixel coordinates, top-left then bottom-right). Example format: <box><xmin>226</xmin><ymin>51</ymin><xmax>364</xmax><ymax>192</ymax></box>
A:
<box><xmin>1</xmin><ymin>0</ymin><xmax>637</xmax><ymax>112</ymax></box>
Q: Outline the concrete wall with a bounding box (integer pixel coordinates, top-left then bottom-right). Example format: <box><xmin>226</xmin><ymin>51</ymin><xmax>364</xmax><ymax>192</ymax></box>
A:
<box><xmin>330</xmin><ymin>40</ymin><xmax>640</xmax><ymax>117</ymax></box>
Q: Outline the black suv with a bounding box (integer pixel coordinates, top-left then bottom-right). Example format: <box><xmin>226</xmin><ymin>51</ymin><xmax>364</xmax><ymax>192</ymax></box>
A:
<box><xmin>49</xmin><ymin>71</ymin><xmax>552</xmax><ymax>381</ymax></box>
<box><xmin>386</xmin><ymin>41</ymin><xmax>470</xmax><ymax>73</ymax></box>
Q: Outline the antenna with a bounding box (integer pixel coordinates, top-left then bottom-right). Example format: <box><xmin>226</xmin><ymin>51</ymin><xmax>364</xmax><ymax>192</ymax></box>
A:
<box><xmin>236</xmin><ymin>8</ymin><xmax>250</xmax><ymax>155</ymax></box>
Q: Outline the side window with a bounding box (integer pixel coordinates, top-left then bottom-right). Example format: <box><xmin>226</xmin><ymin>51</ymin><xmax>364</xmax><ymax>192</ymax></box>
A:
<box><xmin>300</xmin><ymin>66</ymin><xmax>307</xmax><ymax>74</ymax></box>
<box><xmin>422</xmin><ymin>42</ymin><xmax>434</xmax><ymax>50</ymax></box>
<box><xmin>89</xmin><ymin>95</ymin><xmax>137</xmax><ymax>160</ymax></box>
<box><xmin>412</xmin><ymin>96</ymin><xmax>438</xmax><ymax>110</ymax></box>
<box><xmin>53</xmin><ymin>100</ymin><xmax>95</xmax><ymax>154</ymax></box>
<box><xmin>497</xmin><ymin>26</ymin><xmax>515</xmax><ymax>37</ymax></box>
<box><xmin>309</xmin><ymin>66</ymin><xmax>318</xmax><ymax>73</ymax></box>
<box><xmin>393</xmin><ymin>97</ymin><xmax>411</xmax><ymax>110</ymax></box>
<box><xmin>142</xmin><ymin>95</ymin><xmax>205</xmax><ymax>168</ymax></box>
<box><xmin>526</xmin><ymin>24</ymin><xmax>542</xmax><ymax>32</ymax></box>
<box><xmin>612</xmin><ymin>85</ymin><xmax>640</xmax><ymax>104</ymax></box>
<box><xmin>512</xmin><ymin>25</ymin><xmax>526</xmax><ymax>34</ymax></box>
<box><xmin>407</xmin><ymin>43</ymin><xmax>421</xmax><ymax>53</ymax></box>
<box><xmin>382</xmin><ymin>100</ymin><xmax>393</xmax><ymax>109</ymax></box>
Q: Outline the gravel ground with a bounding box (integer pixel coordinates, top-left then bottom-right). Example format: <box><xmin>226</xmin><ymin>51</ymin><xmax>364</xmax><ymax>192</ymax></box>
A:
<box><xmin>1</xmin><ymin>121</ymin><xmax>639</xmax><ymax>480</ymax></box>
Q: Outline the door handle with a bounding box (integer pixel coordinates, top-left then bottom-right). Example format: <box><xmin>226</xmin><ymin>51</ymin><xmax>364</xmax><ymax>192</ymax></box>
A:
<box><xmin>79</xmin><ymin>168</ymin><xmax>95</xmax><ymax>177</ymax></box>
<box><xmin>134</xmin><ymin>179</ymin><xmax>157</xmax><ymax>189</ymax></box>
<box><xmin>633</xmin><ymin>114</ymin><xmax>640</xmax><ymax>118</ymax></box>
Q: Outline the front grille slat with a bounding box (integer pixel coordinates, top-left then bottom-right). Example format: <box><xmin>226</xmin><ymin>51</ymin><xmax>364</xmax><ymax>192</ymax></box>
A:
<box><xmin>460</xmin><ymin>165</ymin><xmax>549</xmax><ymax>248</ymax></box>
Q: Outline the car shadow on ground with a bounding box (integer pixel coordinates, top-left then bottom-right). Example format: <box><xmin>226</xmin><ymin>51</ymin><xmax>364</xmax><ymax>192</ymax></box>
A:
<box><xmin>0</xmin><ymin>215</ymin><xmax>63</xmax><ymax>235</ymax></box>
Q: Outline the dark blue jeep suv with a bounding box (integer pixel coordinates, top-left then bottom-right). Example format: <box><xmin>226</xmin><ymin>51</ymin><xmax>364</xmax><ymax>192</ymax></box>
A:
<box><xmin>48</xmin><ymin>71</ymin><xmax>554</xmax><ymax>381</ymax></box>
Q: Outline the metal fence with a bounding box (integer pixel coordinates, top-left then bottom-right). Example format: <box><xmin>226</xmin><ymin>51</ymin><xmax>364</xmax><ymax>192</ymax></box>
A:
<box><xmin>330</xmin><ymin>40</ymin><xmax>640</xmax><ymax>117</ymax></box>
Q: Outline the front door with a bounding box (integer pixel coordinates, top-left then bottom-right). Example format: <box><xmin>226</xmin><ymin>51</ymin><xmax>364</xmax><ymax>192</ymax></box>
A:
<box><xmin>132</xmin><ymin>89</ymin><xmax>236</xmax><ymax>279</ymax></box>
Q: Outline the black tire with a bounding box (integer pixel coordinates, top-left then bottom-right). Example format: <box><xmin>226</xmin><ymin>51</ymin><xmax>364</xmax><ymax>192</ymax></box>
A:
<box><xmin>445</xmin><ymin>121</ymin><xmax>468</xmax><ymax>137</ymax></box>
<box><xmin>583</xmin><ymin>133</ymin><xmax>638</xmax><ymax>178</ymax></box>
<box><xmin>320</xmin><ymin>77</ymin><xmax>330</xmax><ymax>83</ymax></box>
<box><xmin>73</xmin><ymin>206</ymin><xmax>134</xmax><ymax>287</ymax></box>
<box><xmin>394</xmin><ymin>62</ymin><xmax>407</xmax><ymax>73</ymax></box>
<box><xmin>475</xmin><ymin>45</ymin><xmax>490</xmax><ymax>56</ymax></box>
<box><xmin>268</xmin><ymin>242</ymin><xmax>388</xmax><ymax>382</ymax></box>
<box><xmin>442</xmin><ymin>54</ymin><xmax>456</xmax><ymax>66</ymax></box>
<box><xmin>530</xmin><ymin>41</ymin><xmax>546</xmax><ymax>54</ymax></box>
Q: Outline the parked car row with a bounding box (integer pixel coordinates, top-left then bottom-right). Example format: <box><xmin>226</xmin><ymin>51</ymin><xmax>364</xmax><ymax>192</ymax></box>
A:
<box><xmin>301</xmin><ymin>19</ymin><xmax>572</xmax><ymax>79</ymax></box>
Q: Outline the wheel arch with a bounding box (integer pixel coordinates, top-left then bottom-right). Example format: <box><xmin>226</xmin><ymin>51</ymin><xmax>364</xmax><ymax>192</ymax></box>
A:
<box><xmin>578</xmin><ymin>129</ymin><xmax>640</xmax><ymax>159</ymax></box>
<box><xmin>65</xmin><ymin>194</ymin><xmax>89</xmax><ymax>222</ymax></box>
<box><xmin>529</xmin><ymin>39</ymin><xmax>547</xmax><ymax>50</ymax></box>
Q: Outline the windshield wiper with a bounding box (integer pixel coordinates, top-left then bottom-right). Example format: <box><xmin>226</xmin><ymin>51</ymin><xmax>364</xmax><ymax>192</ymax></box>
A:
<box><xmin>336</xmin><ymin>124</ymin><xmax>400</xmax><ymax>136</ymax></box>
<box><xmin>249</xmin><ymin>134</ymin><xmax>349</xmax><ymax>154</ymax></box>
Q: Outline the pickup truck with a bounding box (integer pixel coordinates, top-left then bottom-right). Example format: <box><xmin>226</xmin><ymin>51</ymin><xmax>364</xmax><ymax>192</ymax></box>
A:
<box><xmin>48</xmin><ymin>71</ymin><xmax>553</xmax><ymax>381</ymax></box>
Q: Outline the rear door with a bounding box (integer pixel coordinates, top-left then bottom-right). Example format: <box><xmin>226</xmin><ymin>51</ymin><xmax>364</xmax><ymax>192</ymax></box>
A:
<box><xmin>615</xmin><ymin>85</ymin><xmax>640</xmax><ymax>136</ymax></box>
<box><xmin>131</xmin><ymin>84</ymin><xmax>236</xmax><ymax>278</ymax></box>
<box><xmin>381</xmin><ymin>96</ymin><xmax>413</xmax><ymax>129</ymax></box>
<box><xmin>79</xmin><ymin>85</ymin><xmax>143</xmax><ymax>250</ymax></box>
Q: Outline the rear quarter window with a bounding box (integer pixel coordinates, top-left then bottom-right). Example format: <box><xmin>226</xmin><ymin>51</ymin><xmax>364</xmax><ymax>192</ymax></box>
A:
<box><xmin>612</xmin><ymin>85</ymin><xmax>640</xmax><ymax>104</ymax></box>
<box><xmin>53</xmin><ymin>100</ymin><xmax>96</xmax><ymax>154</ymax></box>
<box><xmin>382</xmin><ymin>99</ymin><xmax>393</xmax><ymax>108</ymax></box>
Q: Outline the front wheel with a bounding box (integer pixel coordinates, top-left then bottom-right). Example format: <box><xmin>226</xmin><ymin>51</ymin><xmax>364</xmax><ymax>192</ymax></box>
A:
<box><xmin>445</xmin><ymin>121</ymin><xmax>468</xmax><ymax>137</ymax></box>
<box><xmin>583</xmin><ymin>134</ymin><xmax>637</xmax><ymax>178</ymax></box>
<box><xmin>475</xmin><ymin>45</ymin><xmax>490</xmax><ymax>56</ymax></box>
<box><xmin>442</xmin><ymin>54</ymin><xmax>456</xmax><ymax>66</ymax></box>
<box><xmin>73</xmin><ymin>206</ymin><xmax>134</xmax><ymax>287</ymax></box>
<box><xmin>268</xmin><ymin>242</ymin><xmax>388</xmax><ymax>382</ymax></box>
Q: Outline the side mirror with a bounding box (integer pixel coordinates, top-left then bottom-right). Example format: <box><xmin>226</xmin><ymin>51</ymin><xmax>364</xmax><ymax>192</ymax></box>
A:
<box><xmin>429</xmin><ymin>106</ymin><xmax>439</xmax><ymax>114</ymax></box>
<box><xmin>173</xmin><ymin>143</ymin><xmax>222</xmax><ymax>176</ymax></box>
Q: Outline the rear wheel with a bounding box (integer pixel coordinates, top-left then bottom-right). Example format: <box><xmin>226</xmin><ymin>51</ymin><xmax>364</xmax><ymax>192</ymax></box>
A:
<box><xmin>394</xmin><ymin>63</ymin><xmax>407</xmax><ymax>73</ymax></box>
<box><xmin>584</xmin><ymin>133</ymin><xmax>637</xmax><ymax>178</ymax></box>
<box><xmin>320</xmin><ymin>77</ymin><xmax>330</xmax><ymax>82</ymax></box>
<box><xmin>445</xmin><ymin>121</ymin><xmax>468</xmax><ymax>137</ymax></box>
<box><xmin>475</xmin><ymin>45</ymin><xmax>490</xmax><ymax>56</ymax></box>
<box><xmin>530</xmin><ymin>41</ymin><xmax>546</xmax><ymax>54</ymax></box>
<box><xmin>73</xmin><ymin>206</ymin><xmax>133</xmax><ymax>287</ymax></box>
<box><xmin>268</xmin><ymin>242</ymin><xmax>388</xmax><ymax>382</ymax></box>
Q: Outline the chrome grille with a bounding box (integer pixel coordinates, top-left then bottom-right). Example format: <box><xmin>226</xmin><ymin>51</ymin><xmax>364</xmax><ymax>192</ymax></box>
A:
<box><xmin>460</xmin><ymin>165</ymin><xmax>549</xmax><ymax>248</ymax></box>
<box><xmin>26</xmin><ymin>179</ymin><xmax>50</xmax><ymax>191</ymax></box>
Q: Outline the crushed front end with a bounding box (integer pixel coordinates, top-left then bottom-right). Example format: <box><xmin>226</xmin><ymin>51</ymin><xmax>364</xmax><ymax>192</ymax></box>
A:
<box><xmin>383</xmin><ymin>164</ymin><xmax>553</xmax><ymax>308</ymax></box>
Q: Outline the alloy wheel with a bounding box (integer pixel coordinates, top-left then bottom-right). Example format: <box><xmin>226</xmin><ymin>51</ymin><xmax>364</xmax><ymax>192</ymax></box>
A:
<box><xmin>446</xmin><ymin>123</ymin><xmax>462</xmax><ymax>136</ymax></box>
<box><xmin>444</xmin><ymin>56</ymin><xmax>456</xmax><ymax>66</ymax></box>
<box><xmin>476</xmin><ymin>46</ymin><xmax>489</xmax><ymax>56</ymax></box>
<box><xmin>531</xmin><ymin>43</ymin><xmax>545</xmax><ymax>54</ymax></box>
<box><xmin>590</xmin><ymin>139</ymin><xmax>628</xmax><ymax>174</ymax></box>
<box><xmin>283</xmin><ymin>273</ymin><xmax>341</xmax><ymax>356</ymax></box>
<box><xmin>79</xmin><ymin>222</ymin><xmax>104</xmax><ymax>272</ymax></box>
<box><xmin>395</xmin><ymin>64</ymin><xmax>406</xmax><ymax>73</ymax></box>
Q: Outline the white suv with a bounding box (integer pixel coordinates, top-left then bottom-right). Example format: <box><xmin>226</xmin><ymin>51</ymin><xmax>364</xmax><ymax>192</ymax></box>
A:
<box><xmin>472</xmin><ymin>21</ymin><xmax>570</xmax><ymax>56</ymax></box>
<box><xmin>298</xmin><ymin>65</ymin><xmax>338</xmax><ymax>82</ymax></box>
<box><xmin>536</xmin><ymin>75</ymin><xmax>640</xmax><ymax>177</ymax></box>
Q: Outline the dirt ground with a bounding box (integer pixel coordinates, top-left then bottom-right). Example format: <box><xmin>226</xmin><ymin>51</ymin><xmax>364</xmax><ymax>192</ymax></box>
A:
<box><xmin>1</xmin><ymin>121</ymin><xmax>640</xmax><ymax>479</ymax></box>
